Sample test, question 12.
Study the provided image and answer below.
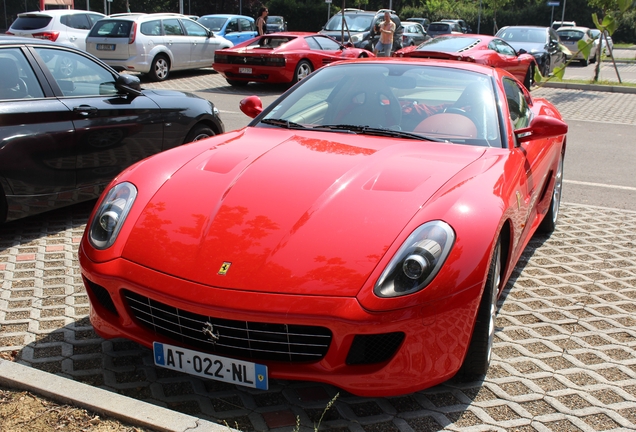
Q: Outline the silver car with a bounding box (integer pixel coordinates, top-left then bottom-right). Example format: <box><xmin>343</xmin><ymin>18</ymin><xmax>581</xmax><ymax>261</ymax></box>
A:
<box><xmin>86</xmin><ymin>13</ymin><xmax>233</xmax><ymax>81</ymax></box>
<box><xmin>7</xmin><ymin>9</ymin><xmax>105</xmax><ymax>51</ymax></box>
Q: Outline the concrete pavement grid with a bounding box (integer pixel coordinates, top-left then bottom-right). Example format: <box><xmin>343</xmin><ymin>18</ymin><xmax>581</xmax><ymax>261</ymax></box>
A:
<box><xmin>2</xmin><ymin>69</ymin><xmax>636</xmax><ymax>432</ymax></box>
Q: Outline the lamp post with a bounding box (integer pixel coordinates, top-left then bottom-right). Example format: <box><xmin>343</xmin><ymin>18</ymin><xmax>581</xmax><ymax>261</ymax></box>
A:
<box><xmin>560</xmin><ymin>0</ymin><xmax>567</xmax><ymax>23</ymax></box>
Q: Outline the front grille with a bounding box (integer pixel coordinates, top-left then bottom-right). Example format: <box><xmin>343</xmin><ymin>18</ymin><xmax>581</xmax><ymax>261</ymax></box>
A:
<box><xmin>346</xmin><ymin>332</ymin><xmax>405</xmax><ymax>365</ymax></box>
<box><xmin>123</xmin><ymin>290</ymin><xmax>332</xmax><ymax>363</ymax></box>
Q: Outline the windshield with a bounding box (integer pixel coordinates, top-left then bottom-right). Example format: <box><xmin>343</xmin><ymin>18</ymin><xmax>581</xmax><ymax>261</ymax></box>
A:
<box><xmin>259</xmin><ymin>63</ymin><xmax>502</xmax><ymax>147</ymax></box>
<box><xmin>557</xmin><ymin>30</ymin><xmax>584</xmax><ymax>41</ymax></box>
<box><xmin>269</xmin><ymin>16</ymin><xmax>284</xmax><ymax>24</ymax></box>
<box><xmin>89</xmin><ymin>20</ymin><xmax>133</xmax><ymax>37</ymax></box>
<box><xmin>324</xmin><ymin>14</ymin><xmax>373</xmax><ymax>32</ymax></box>
<box><xmin>427</xmin><ymin>23</ymin><xmax>450</xmax><ymax>32</ymax></box>
<box><xmin>416</xmin><ymin>36</ymin><xmax>479</xmax><ymax>52</ymax></box>
<box><xmin>497</xmin><ymin>28</ymin><xmax>546</xmax><ymax>44</ymax></box>
<box><xmin>197</xmin><ymin>16</ymin><xmax>227</xmax><ymax>32</ymax></box>
<box><xmin>11</xmin><ymin>15</ymin><xmax>53</xmax><ymax>30</ymax></box>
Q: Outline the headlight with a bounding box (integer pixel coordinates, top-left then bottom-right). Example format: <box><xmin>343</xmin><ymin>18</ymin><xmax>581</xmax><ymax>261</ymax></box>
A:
<box><xmin>350</xmin><ymin>33</ymin><xmax>363</xmax><ymax>43</ymax></box>
<box><xmin>88</xmin><ymin>182</ymin><xmax>137</xmax><ymax>250</ymax></box>
<box><xmin>374</xmin><ymin>221</ymin><xmax>455</xmax><ymax>298</ymax></box>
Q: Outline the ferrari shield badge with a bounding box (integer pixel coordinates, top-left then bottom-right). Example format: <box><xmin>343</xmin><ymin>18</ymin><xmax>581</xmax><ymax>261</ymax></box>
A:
<box><xmin>218</xmin><ymin>262</ymin><xmax>231</xmax><ymax>275</ymax></box>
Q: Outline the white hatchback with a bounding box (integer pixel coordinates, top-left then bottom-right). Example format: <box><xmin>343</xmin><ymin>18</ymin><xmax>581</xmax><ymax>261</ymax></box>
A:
<box><xmin>86</xmin><ymin>13</ymin><xmax>233</xmax><ymax>81</ymax></box>
<box><xmin>7</xmin><ymin>9</ymin><xmax>105</xmax><ymax>51</ymax></box>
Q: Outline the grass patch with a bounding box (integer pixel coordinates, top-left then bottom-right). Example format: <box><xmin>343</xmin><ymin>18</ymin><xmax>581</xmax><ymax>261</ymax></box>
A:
<box><xmin>546</xmin><ymin>78</ymin><xmax>636</xmax><ymax>88</ymax></box>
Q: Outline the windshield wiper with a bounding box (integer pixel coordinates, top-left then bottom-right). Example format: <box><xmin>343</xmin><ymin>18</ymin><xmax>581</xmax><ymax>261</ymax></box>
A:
<box><xmin>261</xmin><ymin>118</ymin><xmax>308</xmax><ymax>129</ymax></box>
<box><xmin>319</xmin><ymin>125</ymin><xmax>447</xmax><ymax>142</ymax></box>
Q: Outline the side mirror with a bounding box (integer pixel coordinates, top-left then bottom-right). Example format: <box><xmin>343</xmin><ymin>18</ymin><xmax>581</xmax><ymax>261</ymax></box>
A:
<box><xmin>115</xmin><ymin>74</ymin><xmax>142</xmax><ymax>96</ymax></box>
<box><xmin>517</xmin><ymin>48</ymin><xmax>527</xmax><ymax>55</ymax></box>
<box><xmin>515</xmin><ymin>115</ymin><xmax>568</xmax><ymax>143</ymax></box>
<box><xmin>240</xmin><ymin>95</ymin><xmax>263</xmax><ymax>118</ymax></box>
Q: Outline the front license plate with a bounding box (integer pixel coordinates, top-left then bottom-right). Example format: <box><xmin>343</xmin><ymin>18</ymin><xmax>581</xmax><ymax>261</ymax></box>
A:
<box><xmin>153</xmin><ymin>342</ymin><xmax>268</xmax><ymax>390</ymax></box>
<box><xmin>238</xmin><ymin>67</ymin><xmax>252</xmax><ymax>74</ymax></box>
<box><xmin>96</xmin><ymin>44</ymin><xmax>115</xmax><ymax>51</ymax></box>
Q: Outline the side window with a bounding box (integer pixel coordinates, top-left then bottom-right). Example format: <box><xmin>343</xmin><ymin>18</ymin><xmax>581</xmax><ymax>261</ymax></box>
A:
<box><xmin>305</xmin><ymin>37</ymin><xmax>321</xmax><ymax>50</ymax></box>
<box><xmin>35</xmin><ymin>47</ymin><xmax>118</xmax><ymax>97</ymax></box>
<box><xmin>163</xmin><ymin>19</ymin><xmax>184</xmax><ymax>36</ymax></box>
<box><xmin>62</xmin><ymin>14</ymin><xmax>91</xmax><ymax>29</ymax></box>
<box><xmin>314</xmin><ymin>36</ymin><xmax>340</xmax><ymax>51</ymax></box>
<box><xmin>87</xmin><ymin>14</ymin><xmax>103</xmax><ymax>27</ymax></box>
<box><xmin>0</xmin><ymin>48</ymin><xmax>45</xmax><ymax>100</ymax></box>
<box><xmin>182</xmin><ymin>20</ymin><xmax>207</xmax><ymax>37</ymax></box>
<box><xmin>226</xmin><ymin>18</ymin><xmax>238</xmax><ymax>33</ymax></box>
<box><xmin>238</xmin><ymin>18</ymin><xmax>253</xmax><ymax>32</ymax></box>
<box><xmin>140</xmin><ymin>20</ymin><xmax>162</xmax><ymax>36</ymax></box>
<box><xmin>503</xmin><ymin>77</ymin><xmax>531</xmax><ymax>130</ymax></box>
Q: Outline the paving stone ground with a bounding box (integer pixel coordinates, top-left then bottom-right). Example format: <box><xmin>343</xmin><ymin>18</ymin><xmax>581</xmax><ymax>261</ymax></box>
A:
<box><xmin>2</xmin><ymin>66</ymin><xmax>636</xmax><ymax>432</ymax></box>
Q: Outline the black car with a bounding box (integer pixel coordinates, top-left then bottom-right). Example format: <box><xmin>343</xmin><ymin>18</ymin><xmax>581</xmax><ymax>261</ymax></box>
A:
<box><xmin>405</xmin><ymin>17</ymin><xmax>430</xmax><ymax>31</ymax></box>
<box><xmin>496</xmin><ymin>25</ymin><xmax>567</xmax><ymax>77</ymax></box>
<box><xmin>0</xmin><ymin>36</ymin><xmax>225</xmax><ymax>223</ymax></box>
<box><xmin>319</xmin><ymin>9</ymin><xmax>403</xmax><ymax>54</ymax></box>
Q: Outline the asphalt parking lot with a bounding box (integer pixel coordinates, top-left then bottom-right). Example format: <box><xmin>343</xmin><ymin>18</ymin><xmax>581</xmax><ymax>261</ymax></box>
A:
<box><xmin>2</xmin><ymin>62</ymin><xmax>636</xmax><ymax>432</ymax></box>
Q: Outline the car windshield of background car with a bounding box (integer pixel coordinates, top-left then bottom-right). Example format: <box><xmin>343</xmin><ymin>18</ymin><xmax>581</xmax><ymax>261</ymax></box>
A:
<box><xmin>498</xmin><ymin>28</ymin><xmax>546</xmax><ymax>44</ymax></box>
<box><xmin>198</xmin><ymin>16</ymin><xmax>226</xmax><ymax>32</ymax></box>
<box><xmin>324</xmin><ymin>14</ymin><xmax>373</xmax><ymax>32</ymax></box>
<box><xmin>557</xmin><ymin>30</ymin><xmax>584</xmax><ymax>41</ymax></box>
<box><xmin>428</xmin><ymin>23</ymin><xmax>450</xmax><ymax>32</ymax></box>
<box><xmin>259</xmin><ymin>63</ymin><xmax>502</xmax><ymax>147</ymax></box>
<box><xmin>270</xmin><ymin>16</ymin><xmax>284</xmax><ymax>25</ymax></box>
<box><xmin>89</xmin><ymin>20</ymin><xmax>133</xmax><ymax>37</ymax></box>
<box><xmin>416</xmin><ymin>36</ymin><xmax>479</xmax><ymax>52</ymax></box>
<box><xmin>10</xmin><ymin>15</ymin><xmax>52</xmax><ymax>30</ymax></box>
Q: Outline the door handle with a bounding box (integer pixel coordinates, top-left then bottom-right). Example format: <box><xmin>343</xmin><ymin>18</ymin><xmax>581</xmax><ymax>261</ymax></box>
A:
<box><xmin>73</xmin><ymin>105</ymin><xmax>99</xmax><ymax>116</ymax></box>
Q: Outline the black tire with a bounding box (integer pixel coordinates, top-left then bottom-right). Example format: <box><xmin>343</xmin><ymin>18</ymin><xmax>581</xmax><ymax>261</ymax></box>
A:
<box><xmin>292</xmin><ymin>60</ymin><xmax>313</xmax><ymax>84</ymax></box>
<box><xmin>184</xmin><ymin>124</ymin><xmax>215</xmax><ymax>144</ymax></box>
<box><xmin>226</xmin><ymin>79</ymin><xmax>249</xmax><ymax>87</ymax></box>
<box><xmin>523</xmin><ymin>65</ymin><xmax>533</xmax><ymax>90</ymax></box>
<box><xmin>541</xmin><ymin>58</ymin><xmax>551</xmax><ymax>77</ymax></box>
<box><xmin>457</xmin><ymin>237</ymin><xmax>502</xmax><ymax>379</ymax></box>
<box><xmin>580</xmin><ymin>57</ymin><xmax>588</xmax><ymax>67</ymax></box>
<box><xmin>149</xmin><ymin>55</ymin><xmax>170</xmax><ymax>82</ymax></box>
<box><xmin>538</xmin><ymin>151</ymin><xmax>564</xmax><ymax>234</ymax></box>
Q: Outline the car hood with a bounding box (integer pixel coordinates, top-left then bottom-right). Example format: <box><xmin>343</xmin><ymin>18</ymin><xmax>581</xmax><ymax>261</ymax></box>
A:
<box><xmin>121</xmin><ymin>127</ymin><xmax>485</xmax><ymax>296</ymax></box>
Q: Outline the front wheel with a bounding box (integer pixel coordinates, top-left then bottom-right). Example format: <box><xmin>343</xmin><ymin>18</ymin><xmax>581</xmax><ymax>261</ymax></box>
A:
<box><xmin>457</xmin><ymin>237</ymin><xmax>502</xmax><ymax>379</ymax></box>
<box><xmin>523</xmin><ymin>65</ymin><xmax>533</xmax><ymax>90</ymax></box>
<box><xmin>149</xmin><ymin>55</ymin><xmax>170</xmax><ymax>81</ymax></box>
<box><xmin>541</xmin><ymin>58</ymin><xmax>551</xmax><ymax>77</ymax></box>
<box><xmin>538</xmin><ymin>151</ymin><xmax>564</xmax><ymax>234</ymax></box>
<box><xmin>184</xmin><ymin>124</ymin><xmax>216</xmax><ymax>143</ymax></box>
<box><xmin>292</xmin><ymin>60</ymin><xmax>313</xmax><ymax>84</ymax></box>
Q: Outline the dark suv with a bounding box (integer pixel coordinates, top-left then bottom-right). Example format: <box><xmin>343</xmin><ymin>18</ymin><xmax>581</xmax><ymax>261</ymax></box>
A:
<box><xmin>320</xmin><ymin>9</ymin><xmax>403</xmax><ymax>54</ymax></box>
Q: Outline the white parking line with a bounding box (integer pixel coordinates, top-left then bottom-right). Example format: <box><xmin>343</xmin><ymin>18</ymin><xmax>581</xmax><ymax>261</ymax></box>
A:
<box><xmin>564</xmin><ymin>179</ymin><xmax>636</xmax><ymax>191</ymax></box>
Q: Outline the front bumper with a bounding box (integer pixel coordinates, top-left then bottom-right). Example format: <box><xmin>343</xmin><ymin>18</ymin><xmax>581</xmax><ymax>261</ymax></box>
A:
<box><xmin>79</xmin><ymin>252</ymin><xmax>482</xmax><ymax>397</ymax></box>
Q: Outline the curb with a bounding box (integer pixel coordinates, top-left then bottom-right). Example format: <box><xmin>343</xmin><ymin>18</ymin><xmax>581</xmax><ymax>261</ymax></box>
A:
<box><xmin>0</xmin><ymin>359</ymin><xmax>237</xmax><ymax>432</ymax></box>
<box><xmin>541</xmin><ymin>80</ymin><xmax>636</xmax><ymax>93</ymax></box>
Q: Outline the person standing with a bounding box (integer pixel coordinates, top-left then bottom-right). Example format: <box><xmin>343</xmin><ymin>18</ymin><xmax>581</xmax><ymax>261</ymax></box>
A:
<box><xmin>256</xmin><ymin>7</ymin><xmax>268</xmax><ymax>36</ymax></box>
<box><xmin>374</xmin><ymin>11</ymin><xmax>395</xmax><ymax>57</ymax></box>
